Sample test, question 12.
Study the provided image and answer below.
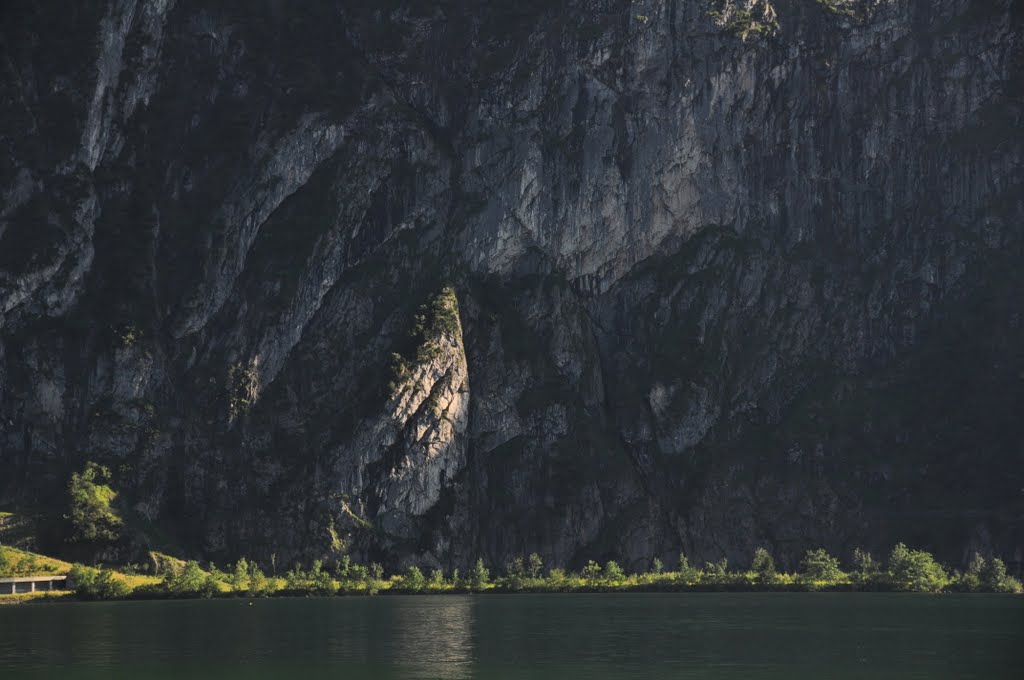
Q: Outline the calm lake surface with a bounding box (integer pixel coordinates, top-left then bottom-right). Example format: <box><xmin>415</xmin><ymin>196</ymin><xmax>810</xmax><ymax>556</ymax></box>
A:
<box><xmin>1</xmin><ymin>593</ymin><xmax>1021</xmax><ymax>679</ymax></box>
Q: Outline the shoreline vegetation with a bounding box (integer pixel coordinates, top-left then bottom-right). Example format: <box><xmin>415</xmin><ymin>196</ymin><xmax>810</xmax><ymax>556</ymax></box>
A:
<box><xmin>1</xmin><ymin>544</ymin><xmax>1020</xmax><ymax>605</ymax></box>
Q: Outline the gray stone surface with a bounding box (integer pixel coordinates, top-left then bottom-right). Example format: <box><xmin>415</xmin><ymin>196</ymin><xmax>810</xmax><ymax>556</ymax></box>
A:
<box><xmin>0</xmin><ymin>0</ymin><xmax>1021</xmax><ymax>571</ymax></box>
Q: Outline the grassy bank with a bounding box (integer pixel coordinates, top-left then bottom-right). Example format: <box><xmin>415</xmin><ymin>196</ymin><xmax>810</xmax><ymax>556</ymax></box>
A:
<box><xmin>2</xmin><ymin>543</ymin><xmax>1021</xmax><ymax>605</ymax></box>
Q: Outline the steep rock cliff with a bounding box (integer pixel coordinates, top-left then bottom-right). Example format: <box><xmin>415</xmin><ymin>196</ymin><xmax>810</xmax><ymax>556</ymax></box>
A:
<box><xmin>0</xmin><ymin>0</ymin><xmax>1021</xmax><ymax>571</ymax></box>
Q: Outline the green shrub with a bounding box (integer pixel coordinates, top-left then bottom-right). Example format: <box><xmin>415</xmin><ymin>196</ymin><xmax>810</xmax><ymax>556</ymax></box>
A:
<box><xmin>954</xmin><ymin>553</ymin><xmax>986</xmax><ymax>592</ymax></box>
<box><xmin>800</xmin><ymin>549</ymin><xmax>843</xmax><ymax>583</ymax></box>
<box><xmin>704</xmin><ymin>558</ymin><xmax>729</xmax><ymax>581</ymax></box>
<box><xmin>69</xmin><ymin>564</ymin><xmax>130</xmax><ymax>600</ymax></box>
<box><xmin>982</xmin><ymin>557</ymin><xmax>1022</xmax><ymax>594</ymax></box>
<box><xmin>504</xmin><ymin>557</ymin><xmax>527</xmax><ymax>591</ymax></box>
<box><xmin>164</xmin><ymin>560</ymin><xmax>211</xmax><ymax>597</ymax></box>
<box><xmin>315</xmin><ymin>561</ymin><xmax>335</xmax><ymax>594</ymax></box>
<box><xmin>851</xmin><ymin>548</ymin><xmax>881</xmax><ymax>585</ymax></box>
<box><xmin>402</xmin><ymin>566</ymin><xmax>426</xmax><ymax>591</ymax></box>
<box><xmin>581</xmin><ymin>560</ymin><xmax>602</xmax><ymax>584</ymax></box>
<box><xmin>603</xmin><ymin>560</ymin><xmax>625</xmax><ymax>583</ymax></box>
<box><xmin>67</xmin><ymin>463</ymin><xmax>123</xmax><ymax>544</ymax></box>
<box><xmin>887</xmin><ymin>544</ymin><xmax>947</xmax><ymax>592</ymax></box>
<box><xmin>248</xmin><ymin>563</ymin><xmax>271</xmax><ymax>596</ymax></box>
<box><xmin>677</xmin><ymin>553</ymin><xmax>700</xmax><ymax>584</ymax></box>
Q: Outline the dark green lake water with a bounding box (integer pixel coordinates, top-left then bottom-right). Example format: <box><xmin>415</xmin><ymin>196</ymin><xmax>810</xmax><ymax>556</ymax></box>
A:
<box><xmin>1</xmin><ymin>593</ymin><xmax>1021</xmax><ymax>679</ymax></box>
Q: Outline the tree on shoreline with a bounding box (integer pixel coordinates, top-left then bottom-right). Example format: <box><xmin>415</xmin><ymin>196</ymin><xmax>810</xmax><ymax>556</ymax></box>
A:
<box><xmin>887</xmin><ymin>543</ymin><xmax>946</xmax><ymax>592</ymax></box>
<box><xmin>13</xmin><ymin>539</ymin><xmax>1021</xmax><ymax>602</ymax></box>
<box><xmin>752</xmin><ymin>548</ymin><xmax>777</xmax><ymax>584</ymax></box>
<box><xmin>470</xmin><ymin>559</ymin><xmax>490</xmax><ymax>590</ymax></box>
<box><xmin>800</xmin><ymin>549</ymin><xmax>843</xmax><ymax>583</ymax></box>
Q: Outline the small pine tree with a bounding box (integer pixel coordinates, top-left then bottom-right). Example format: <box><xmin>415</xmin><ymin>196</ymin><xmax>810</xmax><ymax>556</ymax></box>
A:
<box><xmin>603</xmin><ymin>560</ymin><xmax>625</xmax><ymax>583</ymax></box>
<box><xmin>201</xmin><ymin>573</ymin><xmax>219</xmax><ymax>599</ymax></box>
<box><xmin>505</xmin><ymin>557</ymin><xmax>526</xmax><ymax>591</ymax></box>
<box><xmin>677</xmin><ymin>552</ymin><xmax>699</xmax><ymax>584</ymax></box>
<box><xmin>752</xmin><ymin>547</ymin><xmax>776</xmax><ymax>584</ymax></box>
<box><xmin>703</xmin><ymin>558</ymin><xmax>730</xmax><ymax>584</ymax></box>
<box><xmin>982</xmin><ymin>557</ymin><xmax>1022</xmax><ymax>593</ymax></box>
<box><xmin>403</xmin><ymin>566</ymin><xmax>426</xmax><ymax>591</ymax></box>
<box><xmin>800</xmin><ymin>549</ymin><xmax>843</xmax><ymax>583</ymax></box>
<box><xmin>229</xmin><ymin>557</ymin><xmax>250</xmax><ymax>593</ymax></box>
<box><xmin>336</xmin><ymin>555</ymin><xmax>352</xmax><ymax>580</ymax></box>
<box><xmin>961</xmin><ymin>553</ymin><xmax>986</xmax><ymax>592</ymax></box>
<box><xmin>851</xmin><ymin>548</ymin><xmax>879</xmax><ymax>585</ymax></box>
<box><xmin>470</xmin><ymin>559</ymin><xmax>490</xmax><ymax>589</ymax></box>
<box><xmin>248</xmin><ymin>563</ymin><xmax>270</xmax><ymax>597</ymax></box>
<box><xmin>652</xmin><ymin>557</ymin><xmax>664</xmax><ymax>575</ymax></box>
<box><xmin>528</xmin><ymin>553</ymin><xmax>544</xmax><ymax>579</ymax></box>
<box><xmin>581</xmin><ymin>560</ymin><xmax>602</xmax><ymax>583</ymax></box>
<box><xmin>310</xmin><ymin>560</ymin><xmax>335</xmax><ymax>595</ymax></box>
<box><xmin>506</xmin><ymin>557</ymin><xmax>526</xmax><ymax>578</ymax></box>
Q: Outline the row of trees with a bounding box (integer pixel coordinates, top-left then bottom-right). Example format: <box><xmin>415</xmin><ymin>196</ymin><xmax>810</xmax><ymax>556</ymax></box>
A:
<box><xmin>67</xmin><ymin>544</ymin><xmax>1021</xmax><ymax>600</ymax></box>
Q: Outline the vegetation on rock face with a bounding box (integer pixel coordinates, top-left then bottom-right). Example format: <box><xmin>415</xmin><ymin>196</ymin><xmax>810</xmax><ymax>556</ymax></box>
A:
<box><xmin>226</xmin><ymin>358</ymin><xmax>261</xmax><ymax>421</ymax></box>
<box><xmin>388</xmin><ymin>286</ymin><xmax>462</xmax><ymax>393</ymax></box>
<box><xmin>66</xmin><ymin>463</ymin><xmax>123</xmax><ymax>544</ymax></box>
<box><xmin>707</xmin><ymin>0</ymin><xmax>780</xmax><ymax>40</ymax></box>
<box><xmin>814</xmin><ymin>0</ymin><xmax>858</xmax><ymax>17</ymax></box>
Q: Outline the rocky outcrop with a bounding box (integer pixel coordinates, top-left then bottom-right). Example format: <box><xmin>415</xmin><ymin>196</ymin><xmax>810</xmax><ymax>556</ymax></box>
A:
<box><xmin>0</xmin><ymin>0</ymin><xmax>1021</xmax><ymax>571</ymax></box>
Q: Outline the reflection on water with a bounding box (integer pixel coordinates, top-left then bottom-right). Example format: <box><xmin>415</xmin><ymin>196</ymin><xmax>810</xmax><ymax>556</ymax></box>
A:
<box><xmin>390</xmin><ymin>596</ymin><xmax>474</xmax><ymax>679</ymax></box>
<box><xmin>0</xmin><ymin>594</ymin><xmax>1021</xmax><ymax>679</ymax></box>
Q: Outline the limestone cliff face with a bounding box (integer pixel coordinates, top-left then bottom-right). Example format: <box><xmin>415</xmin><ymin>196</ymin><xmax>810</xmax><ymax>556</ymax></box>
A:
<box><xmin>0</xmin><ymin>0</ymin><xmax>1021</xmax><ymax>571</ymax></box>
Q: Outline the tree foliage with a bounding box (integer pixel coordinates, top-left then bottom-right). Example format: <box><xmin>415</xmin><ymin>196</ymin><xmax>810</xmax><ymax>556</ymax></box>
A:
<box><xmin>603</xmin><ymin>560</ymin><xmax>625</xmax><ymax>582</ymax></box>
<box><xmin>752</xmin><ymin>547</ymin><xmax>777</xmax><ymax>583</ymax></box>
<box><xmin>67</xmin><ymin>462</ymin><xmax>123</xmax><ymax>544</ymax></box>
<box><xmin>528</xmin><ymin>553</ymin><xmax>544</xmax><ymax>579</ymax></box>
<box><xmin>402</xmin><ymin>566</ymin><xmax>425</xmax><ymax>590</ymax></box>
<box><xmin>581</xmin><ymin>560</ymin><xmax>602</xmax><ymax>583</ymax></box>
<box><xmin>887</xmin><ymin>543</ymin><xmax>947</xmax><ymax>592</ymax></box>
<box><xmin>69</xmin><ymin>564</ymin><xmax>130</xmax><ymax>600</ymax></box>
<box><xmin>470</xmin><ymin>558</ymin><xmax>490</xmax><ymax>589</ymax></box>
<box><xmin>229</xmin><ymin>557</ymin><xmax>250</xmax><ymax>593</ymax></box>
<box><xmin>800</xmin><ymin>549</ymin><xmax>843</xmax><ymax>582</ymax></box>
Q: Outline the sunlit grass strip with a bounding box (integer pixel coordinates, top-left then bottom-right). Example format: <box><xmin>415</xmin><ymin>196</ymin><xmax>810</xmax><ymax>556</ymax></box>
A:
<box><xmin>2</xmin><ymin>544</ymin><xmax>1021</xmax><ymax>603</ymax></box>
